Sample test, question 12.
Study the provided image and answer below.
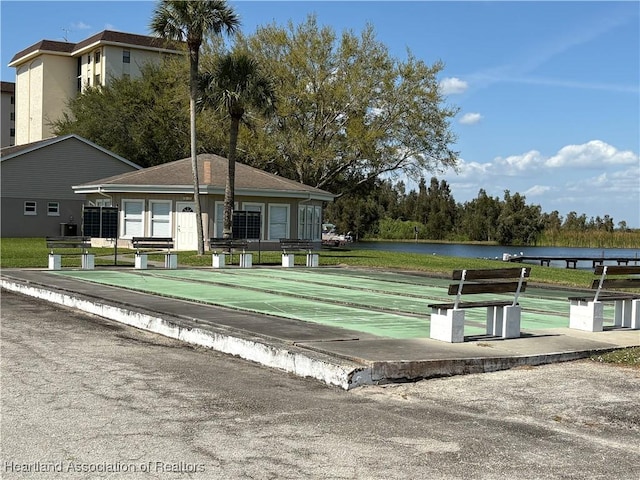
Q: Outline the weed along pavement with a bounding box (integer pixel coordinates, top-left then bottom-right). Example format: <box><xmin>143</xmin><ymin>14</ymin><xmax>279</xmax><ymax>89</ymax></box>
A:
<box><xmin>2</xmin><ymin>289</ymin><xmax>640</xmax><ymax>479</ymax></box>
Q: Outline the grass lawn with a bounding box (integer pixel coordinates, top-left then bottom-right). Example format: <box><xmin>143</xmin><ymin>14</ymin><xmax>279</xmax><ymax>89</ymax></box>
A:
<box><xmin>0</xmin><ymin>237</ymin><xmax>605</xmax><ymax>288</ymax></box>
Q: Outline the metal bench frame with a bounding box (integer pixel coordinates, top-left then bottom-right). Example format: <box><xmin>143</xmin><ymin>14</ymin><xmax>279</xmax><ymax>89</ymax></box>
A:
<box><xmin>131</xmin><ymin>237</ymin><xmax>176</xmax><ymax>269</ymax></box>
<box><xmin>209</xmin><ymin>238</ymin><xmax>251</xmax><ymax>268</ymax></box>
<box><xmin>568</xmin><ymin>265</ymin><xmax>640</xmax><ymax>331</ymax></box>
<box><xmin>428</xmin><ymin>267</ymin><xmax>530</xmax><ymax>343</ymax></box>
<box><xmin>279</xmin><ymin>239</ymin><xmax>319</xmax><ymax>267</ymax></box>
<box><xmin>46</xmin><ymin>236</ymin><xmax>94</xmax><ymax>270</ymax></box>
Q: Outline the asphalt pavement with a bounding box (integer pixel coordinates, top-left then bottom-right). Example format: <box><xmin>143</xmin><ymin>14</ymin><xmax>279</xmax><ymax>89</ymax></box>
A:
<box><xmin>2</xmin><ymin>290</ymin><xmax>639</xmax><ymax>479</ymax></box>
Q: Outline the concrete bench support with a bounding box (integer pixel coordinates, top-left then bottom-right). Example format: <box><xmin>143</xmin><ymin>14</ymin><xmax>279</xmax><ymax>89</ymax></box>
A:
<box><xmin>569</xmin><ymin>300</ymin><xmax>604</xmax><ymax>332</ymax></box>
<box><xmin>614</xmin><ymin>299</ymin><xmax>639</xmax><ymax>329</ymax></box>
<box><xmin>632</xmin><ymin>300</ymin><xmax>640</xmax><ymax>329</ymax></box>
<box><xmin>240</xmin><ymin>253</ymin><xmax>253</xmax><ymax>269</ymax></box>
<box><xmin>430</xmin><ymin>308</ymin><xmax>465</xmax><ymax>343</ymax></box>
<box><xmin>306</xmin><ymin>253</ymin><xmax>319</xmax><ymax>267</ymax></box>
<box><xmin>164</xmin><ymin>253</ymin><xmax>177</xmax><ymax>270</ymax></box>
<box><xmin>502</xmin><ymin>305</ymin><xmax>521</xmax><ymax>338</ymax></box>
<box><xmin>135</xmin><ymin>253</ymin><xmax>148</xmax><ymax>270</ymax></box>
<box><xmin>212</xmin><ymin>253</ymin><xmax>226</xmax><ymax>269</ymax></box>
<box><xmin>282</xmin><ymin>254</ymin><xmax>295</xmax><ymax>268</ymax></box>
<box><xmin>81</xmin><ymin>253</ymin><xmax>95</xmax><ymax>270</ymax></box>
<box><xmin>48</xmin><ymin>254</ymin><xmax>61</xmax><ymax>271</ymax></box>
<box><xmin>485</xmin><ymin>305</ymin><xmax>521</xmax><ymax>338</ymax></box>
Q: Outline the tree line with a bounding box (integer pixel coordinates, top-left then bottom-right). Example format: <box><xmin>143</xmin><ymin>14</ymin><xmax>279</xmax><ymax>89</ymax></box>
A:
<box><xmin>325</xmin><ymin>177</ymin><xmax>636</xmax><ymax>246</ymax></box>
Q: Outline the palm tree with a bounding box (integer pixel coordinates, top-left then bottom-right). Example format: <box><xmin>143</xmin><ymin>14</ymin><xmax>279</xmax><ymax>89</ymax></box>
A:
<box><xmin>199</xmin><ymin>52</ymin><xmax>276</xmax><ymax>239</ymax></box>
<box><xmin>150</xmin><ymin>0</ymin><xmax>239</xmax><ymax>254</ymax></box>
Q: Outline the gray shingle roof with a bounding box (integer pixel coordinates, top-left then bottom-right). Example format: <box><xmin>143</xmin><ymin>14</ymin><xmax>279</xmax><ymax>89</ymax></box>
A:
<box><xmin>1</xmin><ymin>134</ymin><xmax>141</xmax><ymax>170</ymax></box>
<box><xmin>78</xmin><ymin>154</ymin><xmax>335</xmax><ymax>199</ymax></box>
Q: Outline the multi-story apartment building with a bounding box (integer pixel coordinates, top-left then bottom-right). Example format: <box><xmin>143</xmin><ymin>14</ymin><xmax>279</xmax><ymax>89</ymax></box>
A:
<box><xmin>1</xmin><ymin>81</ymin><xmax>16</xmax><ymax>147</ymax></box>
<box><xmin>8</xmin><ymin>30</ymin><xmax>182</xmax><ymax>145</ymax></box>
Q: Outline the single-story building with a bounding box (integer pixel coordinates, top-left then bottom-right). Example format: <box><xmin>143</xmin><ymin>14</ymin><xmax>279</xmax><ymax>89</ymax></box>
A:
<box><xmin>1</xmin><ymin>134</ymin><xmax>141</xmax><ymax>237</ymax></box>
<box><xmin>73</xmin><ymin>154</ymin><xmax>335</xmax><ymax>251</ymax></box>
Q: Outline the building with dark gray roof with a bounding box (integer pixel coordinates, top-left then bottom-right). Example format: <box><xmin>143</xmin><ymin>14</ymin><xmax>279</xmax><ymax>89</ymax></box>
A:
<box><xmin>73</xmin><ymin>153</ymin><xmax>335</xmax><ymax>250</ymax></box>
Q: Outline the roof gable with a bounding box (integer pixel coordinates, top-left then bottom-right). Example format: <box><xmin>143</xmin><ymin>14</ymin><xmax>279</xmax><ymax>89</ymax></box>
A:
<box><xmin>0</xmin><ymin>134</ymin><xmax>141</xmax><ymax>170</ymax></box>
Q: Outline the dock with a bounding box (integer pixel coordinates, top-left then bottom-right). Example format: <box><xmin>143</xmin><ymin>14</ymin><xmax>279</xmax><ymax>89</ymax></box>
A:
<box><xmin>505</xmin><ymin>255</ymin><xmax>640</xmax><ymax>269</ymax></box>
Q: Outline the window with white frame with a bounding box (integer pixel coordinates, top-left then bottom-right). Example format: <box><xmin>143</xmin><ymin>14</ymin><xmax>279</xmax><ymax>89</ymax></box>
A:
<box><xmin>94</xmin><ymin>198</ymin><xmax>112</xmax><ymax>207</ymax></box>
<box><xmin>150</xmin><ymin>201</ymin><xmax>171</xmax><ymax>237</ymax></box>
<box><xmin>298</xmin><ymin>205</ymin><xmax>322</xmax><ymax>240</ymax></box>
<box><xmin>24</xmin><ymin>201</ymin><xmax>37</xmax><ymax>216</ymax></box>
<box><xmin>268</xmin><ymin>204</ymin><xmax>289</xmax><ymax>240</ymax></box>
<box><xmin>47</xmin><ymin>202</ymin><xmax>60</xmax><ymax>216</ymax></box>
<box><xmin>122</xmin><ymin>200</ymin><xmax>144</xmax><ymax>238</ymax></box>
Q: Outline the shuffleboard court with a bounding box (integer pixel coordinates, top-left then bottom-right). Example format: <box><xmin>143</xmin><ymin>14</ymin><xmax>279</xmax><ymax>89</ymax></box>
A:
<box><xmin>51</xmin><ymin>268</ymin><xmax>602</xmax><ymax>340</ymax></box>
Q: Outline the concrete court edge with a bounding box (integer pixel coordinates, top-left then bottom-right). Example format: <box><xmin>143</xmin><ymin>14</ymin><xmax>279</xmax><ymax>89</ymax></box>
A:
<box><xmin>1</xmin><ymin>276</ymin><xmax>371</xmax><ymax>390</ymax></box>
<box><xmin>0</xmin><ymin>275</ymin><xmax>621</xmax><ymax>390</ymax></box>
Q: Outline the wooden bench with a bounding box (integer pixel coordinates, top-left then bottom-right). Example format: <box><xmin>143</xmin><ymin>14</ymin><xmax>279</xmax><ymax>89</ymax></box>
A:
<box><xmin>569</xmin><ymin>265</ymin><xmax>640</xmax><ymax>331</ymax></box>
<box><xmin>428</xmin><ymin>267</ymin><xmax>531</xmax><ymax>343</ymax></box>
<box><xmin>46</xmin><ymin>236</ymin><xmax>94</xmax><ymax>270</ymax></box>
<box><xmin>131</xmin><ymin>237</ymin><xmax>176</xmax><ymax>269</ymax></box>
<box><xmin>279</xmin><ymin>239</ymin><xmax>319</xmax><ymax>267</ymax></box>
<box><xmin>209</xmin><ymin>238</ymin><xmax>251</xmax><ymax>268</ymax></box>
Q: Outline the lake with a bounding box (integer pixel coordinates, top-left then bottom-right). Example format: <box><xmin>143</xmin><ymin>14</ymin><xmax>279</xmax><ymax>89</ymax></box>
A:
<box><xmin>353</xmin><ymin>241</ymin><xmax>640</xmax><ymax>269</ymax></box>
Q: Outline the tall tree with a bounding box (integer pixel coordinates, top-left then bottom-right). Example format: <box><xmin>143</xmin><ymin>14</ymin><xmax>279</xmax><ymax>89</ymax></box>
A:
<box><xmin>236</xmin><ymin>15</ymin><xmax>458</xmax><ymax>196</ymax></box>
<box><xmin>198</xmin><ymin>52</ymin><xmax>276</xmax><ymax>239</ymax></box>
<box><xmin>151</xmin><ymin>0</ymin><xmax>239</xmax><ymax>254</ymax></box>
<box><xmin>53</xmin><ymin>61</ymin><xmax>192</xmax><ymax>167</ymax></box>
<box><xmin>421</xmin><ymin>177</ymin><xmax>457</xmax><ymax>240</ymax></box>
<box><xmin>459</xmin><ymin>189</ymin><xmax>501</xmax><ymax>242</ymax></box>
<box><xmin>496</xmin><ymin>191</ymin><xmax>544</xmax><ymax>245</ymax></box>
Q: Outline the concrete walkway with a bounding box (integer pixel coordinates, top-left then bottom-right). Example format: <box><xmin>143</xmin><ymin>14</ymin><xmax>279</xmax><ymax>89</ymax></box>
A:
<box><xmin>2</xmin><ymin>267</ymin><xmax>638</xmax><ymax>390</ymax></box>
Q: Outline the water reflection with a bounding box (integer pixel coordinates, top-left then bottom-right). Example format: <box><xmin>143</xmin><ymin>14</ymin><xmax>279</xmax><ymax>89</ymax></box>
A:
<box><xmin>353</xmin><ymin>241</ymin><xmax>640</xmax><ymax>269</ymax></box>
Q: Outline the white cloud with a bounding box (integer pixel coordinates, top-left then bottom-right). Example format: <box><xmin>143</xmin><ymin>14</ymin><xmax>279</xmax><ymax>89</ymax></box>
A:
<box><xmin>70</xmin><ymin>22</ymin><xmax>91</xmax><ymax>30</ymax></box>
<box><xmin>568</xmin><ymin>164</ymin><xmax>640</xmax><ymax>193</ymax></box>
<box><xmin>442</xmin><ymin>158</ymin><xmax>492</xmax><ymax>179</ymax></box>
<box><xmin>439</xmin><ymin>77</ymin><xmax>468</xmax><ymax>95</ymax></box>
<box><xmin>459</xmin><ymin>112</ymin><xmax>482</xmax><ymax>125</ymax></box>
<box><xmin>452</xmin><ymin>141</ymin><xmax>636</xmax><ymax>179</ymax></box>
<box><xmin>493</xmin><ymin>150</ymin><xmax>545</xmax><ymax>174</ymax></box>
<box><xmin>545</xmin><ymin>140</ymin><xmax>638</xmax><ymax>168</ymax></box>
<box><xmin>438</xmin><ymin>140</ymin><xmax>639</xmax><ymax>226</ymax></box>
<box><xmin>524</xmin><ymin>185</ymin><xmax>552</xmax><ymax>197</ymax></box>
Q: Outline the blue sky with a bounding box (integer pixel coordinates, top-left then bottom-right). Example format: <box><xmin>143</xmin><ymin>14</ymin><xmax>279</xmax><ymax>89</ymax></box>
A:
<box><xmin>2</xmin><ymin>1</ymin><xmax>639</xmax><ymax>227</ymax></box>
